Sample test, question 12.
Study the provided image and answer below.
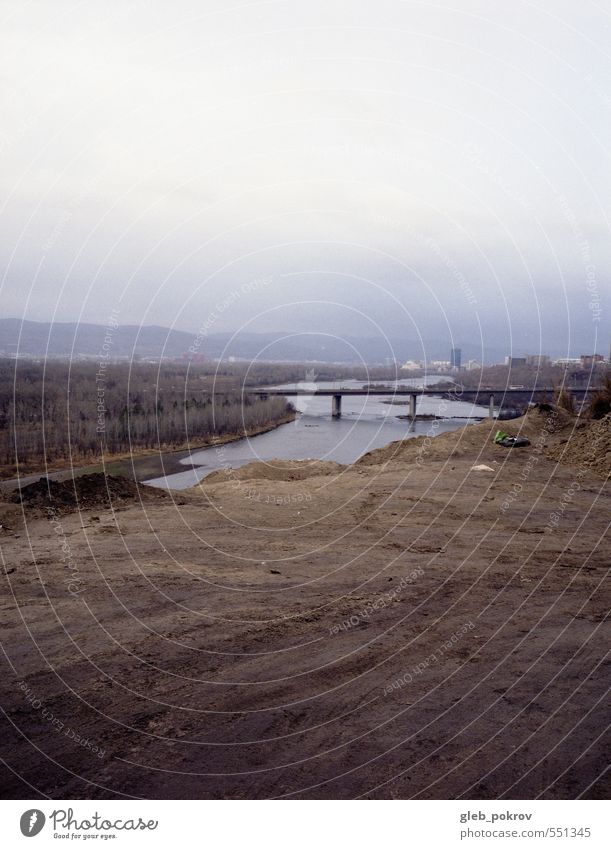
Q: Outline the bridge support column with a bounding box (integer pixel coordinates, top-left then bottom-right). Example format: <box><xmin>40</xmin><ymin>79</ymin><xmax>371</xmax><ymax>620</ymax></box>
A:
<box><xmin>409</xmin><ymin>393</ymin><xmax>417</xmax><ymax>420</ymax></box>
<box><xmin>489</xmin><ymin>394</ymin><xmax>495</xmax><ymax>419</ymax></box>
<box><xmin>332</xmin><ymin>394</ymin><xmax>342</xmax><ymax>418</ymax></box>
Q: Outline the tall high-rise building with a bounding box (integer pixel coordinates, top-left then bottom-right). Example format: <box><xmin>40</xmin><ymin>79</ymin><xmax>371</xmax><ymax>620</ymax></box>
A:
<box><xmin>450</xmin><ymin>347</ymin><xmax>462</xmax><ymax>370</ymax></box>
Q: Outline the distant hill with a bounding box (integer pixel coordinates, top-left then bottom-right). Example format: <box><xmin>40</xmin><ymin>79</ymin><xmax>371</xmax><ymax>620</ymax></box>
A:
<box><xmin>0</xmin><ymin>318</ymin><xmax>507</xmax><ymax>364</ymax></box>
<box><xmin>0</xmin><ymin>318</ymin><xmax>193</xmax><ymax>360</ymax></box>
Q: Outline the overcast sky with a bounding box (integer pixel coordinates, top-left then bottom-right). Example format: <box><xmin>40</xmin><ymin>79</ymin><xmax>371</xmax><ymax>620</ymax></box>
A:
<box><xmin>0</xmin><ymin>0</ymin><xmax>609</xmax><ymax>358</ymax></box>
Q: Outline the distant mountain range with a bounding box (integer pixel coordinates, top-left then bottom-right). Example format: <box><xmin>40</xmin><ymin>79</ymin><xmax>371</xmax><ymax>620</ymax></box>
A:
<box><xmin>0</xmin><ymin>318</ymin><xmax>515</xmax><ymax>364</ymax></box>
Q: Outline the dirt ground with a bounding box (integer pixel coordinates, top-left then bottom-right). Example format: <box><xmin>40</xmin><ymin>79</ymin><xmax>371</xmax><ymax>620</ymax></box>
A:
<box><xmin>0</xmin><ymin>409</ymin><xmax>609</xmax><ymax>799</ymax></box>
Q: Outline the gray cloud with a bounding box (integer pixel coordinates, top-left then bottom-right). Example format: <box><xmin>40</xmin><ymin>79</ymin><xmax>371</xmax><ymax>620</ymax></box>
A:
<box><xmin>0</xmin><ymin>0</ymin><xmax>609</xmax><ymax>357</ymax></box>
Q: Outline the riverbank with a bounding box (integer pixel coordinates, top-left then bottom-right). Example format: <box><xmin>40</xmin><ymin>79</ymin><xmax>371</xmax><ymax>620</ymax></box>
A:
<box><xmin>1</xmin><ymin>408</ymin><xmax>608</xmax><ymax>798</ymax></box>
<box><xmin>0</xmin><ymin>412</ymin><xmax>296</xmax><ymax>492</ymax></box>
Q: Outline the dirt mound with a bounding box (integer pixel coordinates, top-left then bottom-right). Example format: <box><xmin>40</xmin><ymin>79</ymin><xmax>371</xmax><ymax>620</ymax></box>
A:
<box><xmin>354</xmin><ymin>404</ymin><xmax>579</xmax><ymax>469</ymax></box>
<box><xmin>201</xmin><ymin>459</ymin><xmax>344</xmax><ymax>485</ymax></box>
<box><xmin>11</xmin><ymin>474</ymin><xmax>168</xmax><ymax>513</ymax></box>
<box><xmin>354</xmin><ymin>420</ymin><xmax>497</xmax><ymax>467</ymax></box>
<box><xmin>544</xmin><ymin>414</ymin><xmax>611</xmax><ymax>477</ymax></box>
<box><xmin>517</xmin><ymin>403</ymin><xmax>576</xmax><ymax>435</ymax></box>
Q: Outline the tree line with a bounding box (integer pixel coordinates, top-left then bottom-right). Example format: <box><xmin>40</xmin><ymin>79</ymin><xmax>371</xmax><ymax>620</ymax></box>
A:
<box><xmin>0</xmin><ymin>360</ymin><xmax>294</xmax><ymax>477</ymax></box>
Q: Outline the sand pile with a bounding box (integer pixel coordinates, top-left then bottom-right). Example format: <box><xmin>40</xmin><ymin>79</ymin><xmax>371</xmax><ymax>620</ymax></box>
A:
<box><xmin>544</xmin><ymin>414</ymin><xmax>611</xmax><ymax>476</ymax></box>
<box><xmin>509</xmin><ymin>403</ymin><xmax>576</xmax><ymax>436</ymax></box>
<box><xmin>354</xmin><ymin>404</ymin><xmax>581</xmax><ymax>470</ymax></box>
<box><xmin>202</xmin><ymin>458</ymin><xmax>344</xmax><ymax>485</ymax></box>
<box><xmin>11</xmin><ymin>473</ymin><xmax>168</xmax><ymax>513</ymax></box>
<box><xmin>354</xmin><ymin>419</ymin><xmax>498</xmax><ymax>467</ymax></box>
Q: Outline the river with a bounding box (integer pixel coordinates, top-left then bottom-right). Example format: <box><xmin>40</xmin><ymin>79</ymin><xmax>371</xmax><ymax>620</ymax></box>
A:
<box><xmin>144</xmin><ymin>376</ymin><xmax>489</xmax><ymax>489</ymax></box>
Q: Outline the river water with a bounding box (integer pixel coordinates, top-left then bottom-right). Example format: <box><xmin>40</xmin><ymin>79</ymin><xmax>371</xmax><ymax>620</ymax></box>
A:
<box><xmin>144</xmin><ymin>376</ymin><xmax>489</xmax><ymax>490</ymax></box>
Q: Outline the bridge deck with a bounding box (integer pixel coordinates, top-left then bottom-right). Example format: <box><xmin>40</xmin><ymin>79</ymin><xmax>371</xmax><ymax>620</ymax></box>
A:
<box><xmin>245</xmin><ymin>387</ymin><xmax>593</xmax><ymax>396</ymax></box>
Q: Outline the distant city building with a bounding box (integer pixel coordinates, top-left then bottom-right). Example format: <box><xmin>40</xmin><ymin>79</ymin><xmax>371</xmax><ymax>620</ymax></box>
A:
<box><xmin>525</xmin><ymin>354</ymin><xmax>551</xmax><ymax>366</ymax></box>
<box><xmin>400</xmin><ymin>360</ymin><xmax>422</xmax><ymax>371</ymax></box>
<box><xmin>505</xmin><ymin>356</ymin><xmax>527</xmax><ymax>367</ymax></box>
<box><xmin>580</xmin><ymin>353</ymin><xmax>605</xmax><ymax>369</ymax></box>
<box><xmin>552</xmin><ymin>357</ymin><xmax>581</xmax><ymax>367</ymax></box>
<box><xmin>466</xmin><ymin>359</ymin><xmax>481</xmax><ymax>371</ymax></box>
<box><xmin>450</xmin><ymin>347</ymin><xmax>462</xmax><ymax>370</ymax></box>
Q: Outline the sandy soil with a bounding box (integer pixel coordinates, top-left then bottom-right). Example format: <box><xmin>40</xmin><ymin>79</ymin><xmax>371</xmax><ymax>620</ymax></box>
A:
<box><xmin>0</xmin><ymin>409</ymin><xmax>608</xmax><ymax>799</ymax></box>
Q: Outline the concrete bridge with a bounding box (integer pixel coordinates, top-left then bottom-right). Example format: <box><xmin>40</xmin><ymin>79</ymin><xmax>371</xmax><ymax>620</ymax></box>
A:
<box><xmin>247</xmin><ymin>386</ymin><xmax>596</xmax><ymax>420</ymax></box>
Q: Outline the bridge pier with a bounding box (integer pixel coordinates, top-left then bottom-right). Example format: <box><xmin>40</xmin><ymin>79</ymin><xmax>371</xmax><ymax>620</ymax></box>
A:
<box><xmin>489</xmin><ymin>394</ymin><xmax>495</xmax><ymax>419</ymax></box>
<box><xmin>332</xmin><ymin>394</ymin><xmax>342</xmax><ymax>418</ymax></box>
<box><xmin>409</xmin><ymin>393</ymin><xmax>417</xmax><ymax>419</ymax></box>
